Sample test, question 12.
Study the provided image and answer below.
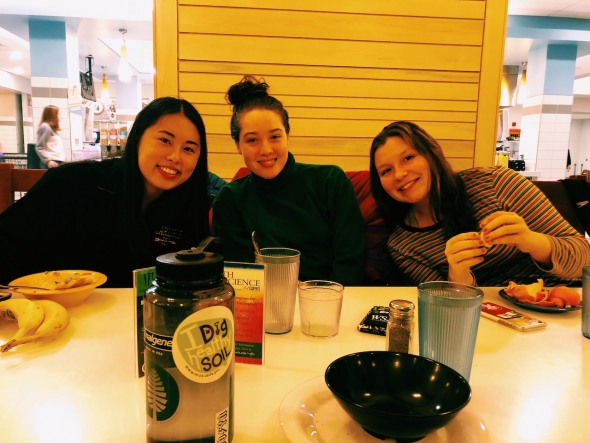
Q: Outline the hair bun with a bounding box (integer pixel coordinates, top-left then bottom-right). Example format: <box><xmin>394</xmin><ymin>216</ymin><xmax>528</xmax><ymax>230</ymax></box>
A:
<box><xmin>226</xmin><ymin>75</ymin><xmax>269</xmax><ymax>107</ymax></box>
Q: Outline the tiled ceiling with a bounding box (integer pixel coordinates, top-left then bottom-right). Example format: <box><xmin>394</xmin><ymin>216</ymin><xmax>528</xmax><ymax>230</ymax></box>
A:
<box><xmin>509</xmin><ymin>0</ymin><xmax>590</xmax><ymax>19</ymax></box>
<box><xmin>506</xmin><ymin>1</ymin><xmax>590</xmax><ymax>79</ymax></box>
<box><xmin>1</xmin><ymin>1</ymin><xmax>590</xmax><ymax>86</ymax></box>
<box><xmin>0</xmin><ymin>1</ymin><xmax>153</xmax><ymax>84</ymax></box>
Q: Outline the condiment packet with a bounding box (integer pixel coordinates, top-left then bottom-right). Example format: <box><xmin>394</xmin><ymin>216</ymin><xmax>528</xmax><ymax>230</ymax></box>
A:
<box><xmin>357</xmin><ymin>305</ymin><xmax>389</xmax><ymax>336</ymax></box>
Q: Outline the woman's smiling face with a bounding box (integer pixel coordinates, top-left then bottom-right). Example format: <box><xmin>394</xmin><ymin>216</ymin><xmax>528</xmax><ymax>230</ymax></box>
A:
<box><xmin>138</xmin><ymin>112</ymin><xmax>201</xmax><ymax>200</ymax></box>
<box><xmin>373</xmin><ymin>136</ymin><xmax>431</xmax><ymax>206</ymax></box>
<box><xmin>236</xmin><ymin>108</ymin><xmax>289</xmax><ymax>179</ymax></box>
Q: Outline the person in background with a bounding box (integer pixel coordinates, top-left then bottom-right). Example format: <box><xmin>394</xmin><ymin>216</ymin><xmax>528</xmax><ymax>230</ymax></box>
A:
<box><xmin>212</xmin><ymin>75</ymin><xmax>365</xmax><ymax>286</ymax></box>
<box><xmin>36</xmin><ymin>105</ymin><xmax>65</xmax><ymax>169</ymax></box>
<box><xmin>207</xmin><ymin>171</ymin><xmax>227</xmax><ymax>203</ymax></box>
<box><xmin>0</xmin><ymin>97</ymin><xmax>211</xmax><ymax>287</ymax></box>
<box><xmin>369</xmin><ymin>120</ymin><xmax>590</xmax><ymax>287</ymax></box>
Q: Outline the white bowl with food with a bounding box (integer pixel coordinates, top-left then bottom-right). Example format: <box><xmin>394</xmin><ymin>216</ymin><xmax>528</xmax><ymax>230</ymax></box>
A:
<box><xmin>9</xmin><ymin>270</ymin><xmax>107</xmax><ymax>308</ymax></box>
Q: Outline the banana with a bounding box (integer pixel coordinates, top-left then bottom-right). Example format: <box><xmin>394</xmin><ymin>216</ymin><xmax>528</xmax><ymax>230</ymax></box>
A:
<box><xmin>1</xmin><ymin>300</ymin><xmax>70</xmax><ymax>352</ymax></box>
<box><xmin>0</xmin><ymin>298</ymin><xmax>45</xmax><ymax>351</ymax></box>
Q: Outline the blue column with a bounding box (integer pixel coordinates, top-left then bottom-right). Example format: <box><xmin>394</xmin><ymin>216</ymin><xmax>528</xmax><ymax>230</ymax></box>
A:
<box><xmin>520</xmin><ymin>42</ymin><xmax>577</xmax><ymax>180</ymax></box>
<box><xmin>29</xmin><ymin>21</ymin><xmax>68</xmax><ymax>78</ymax></box>
<box><xmin>29</xmin><ymin>19</ymin><xmax>71</xmax><ymax>161</ymax></box>
<box><xmin>527</xmin><ymin>43</ymin><xmax>577</xmax><ymax>97</ymax></box>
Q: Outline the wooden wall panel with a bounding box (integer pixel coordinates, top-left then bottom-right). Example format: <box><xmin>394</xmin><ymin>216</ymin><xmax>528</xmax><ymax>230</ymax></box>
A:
<box><xmin>179</xmin><ymin>6</ymin><xmax>484</xmax><ymax>46</ymax></box>
<box><xmin>197</xmin><ymin>104</ymin><xmax>476</xmax><ymax>123</ymax></box>
<box><xmin>183</xmin><ymin>91</ymin><xmax>478</xmax><ymax>113</ymax></box>
<box><xmin>180</xmin><ymin>0</ymin><xmax>486</xmax><ymax>19</ymax></box>
<box><xmin>154</xmin><ymin>0</ymin><xmax>178</xmax><ymax>97</ymax></box>
<box><xmin>474</xmin><ymin>0</ymin><xmax>509</xmax><ymax>166</ymax></box>
<box><xmin>179</xmin><ymin>72</ymin><xmax>479</xmax><ymax>101</ymax></box>
<box><xmin>179</xmin><ymin>34</ymin><xmax>482</xmax><ymax>72</ymax></box>
<box><xmin>154</xmin><ymin>0</ymin><xmax>508</xmax><ymax>180</ymax></box>
<box><xmin>179</xmin><ymin>61</ymin><xmax>481</xmax><ymax>84</ymax></box>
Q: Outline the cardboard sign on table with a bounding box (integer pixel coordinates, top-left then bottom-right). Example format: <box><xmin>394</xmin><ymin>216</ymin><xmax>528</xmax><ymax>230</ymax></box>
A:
<box><xmin>224</xmin><ymin>262</ymin><xmax>265</xmax><ymax>365</ymax></box>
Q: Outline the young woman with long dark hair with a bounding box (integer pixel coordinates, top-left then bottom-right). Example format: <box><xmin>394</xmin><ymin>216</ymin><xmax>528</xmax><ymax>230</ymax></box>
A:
<box><xmin>369</xmin><ymin>121</ymin><xmax>590</xmax><ymax>286</ymax></box>
<box><xmin>0</xmin><ymin>97</ymin><xmax>211</xmax><ymax>287</ymax></box>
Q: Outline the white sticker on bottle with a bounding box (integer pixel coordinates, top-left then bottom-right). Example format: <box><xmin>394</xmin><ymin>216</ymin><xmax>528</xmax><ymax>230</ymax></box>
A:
<box><xmin>215</xmin><ymin>407</ymin><xmax>230</xmax><ymax>443</ymax></box>
<box><xmin>172</xmin><ymin>306</ymin><xmax>234</xmax><ymax>383</ymax></box>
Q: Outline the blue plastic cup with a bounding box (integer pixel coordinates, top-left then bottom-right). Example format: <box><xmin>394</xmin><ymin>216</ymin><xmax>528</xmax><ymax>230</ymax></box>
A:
<box><xmin>417</xmin><ymin>282</ymin><xmax>483</xmax><ymax>381</ymax></box>
<box><xmin>255</xmin><ymin>248</ymin><xmax>301</xmax><ymax>334</ymax></box>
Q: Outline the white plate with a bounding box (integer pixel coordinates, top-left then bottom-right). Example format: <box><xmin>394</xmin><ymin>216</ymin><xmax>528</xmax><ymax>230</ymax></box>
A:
<box><xmin>279</xmin><ymin>376</ymin><xmax>490</xmax><ymax>443</ymax></box>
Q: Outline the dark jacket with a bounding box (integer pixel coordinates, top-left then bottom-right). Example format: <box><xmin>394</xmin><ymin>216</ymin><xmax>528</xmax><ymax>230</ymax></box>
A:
<box><xmin>0</xmin><ymin>159</ymin><xmax>208</xmax><ymax>287</ymax></box>
<box><xmin>212</xmin><ymin>153</ymin><xmax>365</xmax><ymax>286</ymax></box>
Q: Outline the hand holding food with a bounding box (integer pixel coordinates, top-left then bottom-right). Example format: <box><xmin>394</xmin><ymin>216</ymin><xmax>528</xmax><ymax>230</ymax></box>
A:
<box><xmin>504</xmin><ymin>279</ymin><xmax>581</xmax><ymax>308</ymax></box>
<box><xmin>479</xmin><ymin>230</ymin><xmax>492</xmax><ymax>248</ymax></box>
<box><xmin>479</xmin><ymin>211</ymin><xmax>552</xmax><ymax>264</ymax></box>
<box><xmin>0</xmin><ymin>298</ymin><xmax>70</xmax><ymax>352</ymax></box>
<box><xmin>445</xmin><ymin>232</ymin><xmax>487</xmax><ymax>284</ymax></box>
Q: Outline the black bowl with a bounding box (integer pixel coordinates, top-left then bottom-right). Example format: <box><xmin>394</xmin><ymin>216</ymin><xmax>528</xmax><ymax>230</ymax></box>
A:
<box><xmin>325</xmin><ymin>351</ymin><xmax>471</xmax><ymax>442</ymax></box>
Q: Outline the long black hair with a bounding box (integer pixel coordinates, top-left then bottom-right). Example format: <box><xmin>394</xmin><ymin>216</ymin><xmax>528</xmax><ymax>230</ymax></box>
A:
<box><xmin>120</xmin><ymin>97</ymin><xmax>210</xmax><ymax>258</ymax></box>
<box><xmin>369</xmin><ymin>121</ymin><xmax>478</xmax><ymax>240</ymax></box>
<box><xmin>225</xmin><ymin>75</ymin><xmax>290</xmax><ymax>141</ymax></box>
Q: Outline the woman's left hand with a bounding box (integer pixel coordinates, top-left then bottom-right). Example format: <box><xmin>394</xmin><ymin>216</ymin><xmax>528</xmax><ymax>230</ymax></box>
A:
<box><xmin>480</xmin><ymin>211</ymin><xmax>552</xmax><ymax>265</ymax></box>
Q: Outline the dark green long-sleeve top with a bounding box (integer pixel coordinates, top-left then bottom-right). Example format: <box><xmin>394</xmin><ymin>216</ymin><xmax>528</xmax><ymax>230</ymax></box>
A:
<box><xmin>212</xmin><ymin>153</ymin><xmax>365</xmax><ymax>286</ymax></box>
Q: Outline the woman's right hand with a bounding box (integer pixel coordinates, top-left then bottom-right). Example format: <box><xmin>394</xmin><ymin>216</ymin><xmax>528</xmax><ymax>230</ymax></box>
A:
<box><xmin>444</xmin><ymin>232</ymin><xmax>486</xmax><ymax>285</ymax></box>
<box><xmin>47</xmin><ymin>160</ymin><xmax>58</xmax><ymax>168</ymax></box>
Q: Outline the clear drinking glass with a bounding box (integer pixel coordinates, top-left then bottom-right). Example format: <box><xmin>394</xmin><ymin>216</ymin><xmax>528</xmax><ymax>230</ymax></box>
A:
<box><xmin>417</xmin><ymin>281</ymin><xmax>483</xmax><ymax>381</ymax></box>
<box><xmin>255</xmin><ymin>248</ymin><xmax>300</xmax><ymax>334</ymax></box>
<box><xmin>298</xmin><ymin>280</ymin><xmax>344</xmax><ymax>338</ymax></box>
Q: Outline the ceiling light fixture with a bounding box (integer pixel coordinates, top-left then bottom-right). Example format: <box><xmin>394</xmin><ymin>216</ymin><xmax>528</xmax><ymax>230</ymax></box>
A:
<box><xmin>118</xmin><ymin>28</ymin><xmax>132</xmax><ymax>82</ymax></box>
<box><xmin>516</xmin><ymin>62</ymin><xmax>527</xmax><ymax>105</ymax></box>
<box><xmin>101</xmin><ymin>66</ymin><xmax>110</xmax><ymax>102</ymax></box>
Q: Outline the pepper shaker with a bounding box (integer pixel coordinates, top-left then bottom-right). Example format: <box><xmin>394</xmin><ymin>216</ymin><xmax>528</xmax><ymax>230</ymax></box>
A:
<box><xmin>386</xmin><ymin>299</ymin><xmax>415</xmax><ymax>353</ymax></box>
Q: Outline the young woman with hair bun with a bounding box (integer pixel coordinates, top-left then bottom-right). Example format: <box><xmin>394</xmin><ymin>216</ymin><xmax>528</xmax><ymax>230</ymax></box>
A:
<box><xmin>212</xmin><ymin>75</ymin><xmax>365</xmax><ymax>286</ymax></box>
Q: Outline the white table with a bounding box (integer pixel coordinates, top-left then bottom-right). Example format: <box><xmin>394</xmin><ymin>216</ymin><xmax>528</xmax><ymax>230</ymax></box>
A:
<box><xmin>1</xmin><ymin>287</ymin><xmax>588</xmax><ymax>443</ymax></box>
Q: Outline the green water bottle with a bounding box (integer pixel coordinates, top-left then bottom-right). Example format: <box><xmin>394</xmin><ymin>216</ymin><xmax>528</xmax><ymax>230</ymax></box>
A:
<box><xmin>144</xmin><ymin>237</ymin><xmax>235</xmax><ymax>443</ymax></box>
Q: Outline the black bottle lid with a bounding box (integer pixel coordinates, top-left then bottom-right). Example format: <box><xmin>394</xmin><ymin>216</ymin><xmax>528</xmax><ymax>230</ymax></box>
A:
<box><xmin>155</xmin><ymin>237</ymin><xmax>224</xmax><ymax>284</ymax></box>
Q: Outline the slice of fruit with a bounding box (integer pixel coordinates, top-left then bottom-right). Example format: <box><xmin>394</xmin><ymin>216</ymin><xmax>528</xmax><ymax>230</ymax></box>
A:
<box><xmin>549</xmin><ymin>286</ymin><xmax>581</xmax><ymax>307</ymax></box>
<box><xmin>517</xmin><ymin>293</ymin><xmax>537</xmax><ymax>303</ymax></box>
<box><xmin>524</xmin><ymin>279</ymin><xmax>544</xmax><ymax>297</ymax></box>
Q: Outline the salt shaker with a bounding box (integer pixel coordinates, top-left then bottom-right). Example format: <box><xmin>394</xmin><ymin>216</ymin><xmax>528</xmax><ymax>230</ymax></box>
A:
<box><xmin>386</xmin><ymin>299</ymin><xmax>415</xmax><ymax>353</ymax></box>
<box><xmin>583</xmin><ymin>266</ymin><xmax>590</xmax><ymax>339</ymax></box>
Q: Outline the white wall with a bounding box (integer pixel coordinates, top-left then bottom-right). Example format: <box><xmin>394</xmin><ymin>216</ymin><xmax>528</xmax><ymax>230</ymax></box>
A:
<box><xmin>507</xmin><ymin>104</ymin><xmax>523</xmax><ymax>128</ymax></box>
